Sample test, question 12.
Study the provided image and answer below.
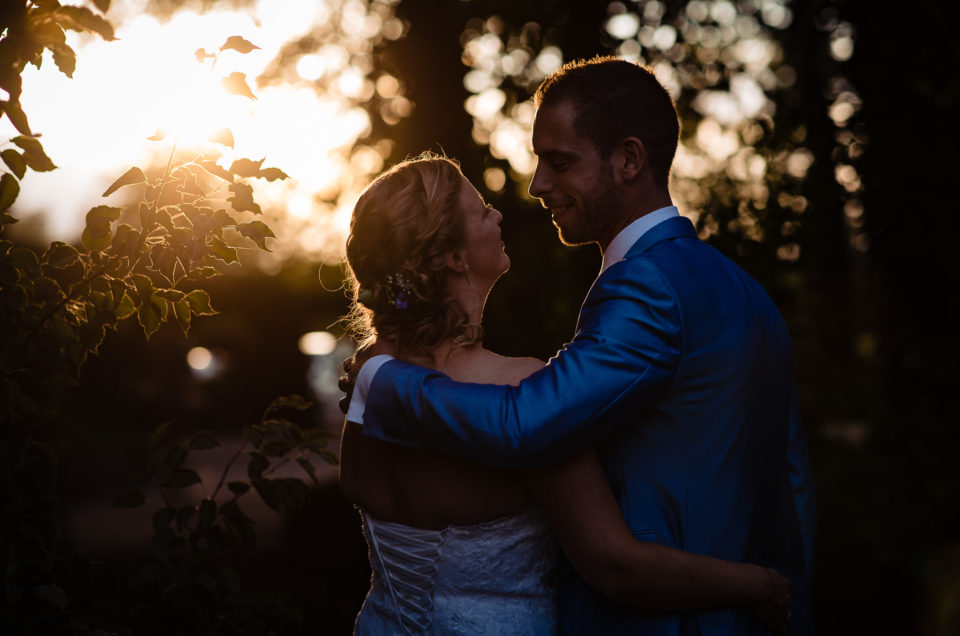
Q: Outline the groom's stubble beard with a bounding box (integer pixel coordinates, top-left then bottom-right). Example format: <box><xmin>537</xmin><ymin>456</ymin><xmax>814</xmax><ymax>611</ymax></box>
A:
<box><xmin>554</xmin><ymin>164</ymin><xmax>622</xmax><ymax>247</ymax></box>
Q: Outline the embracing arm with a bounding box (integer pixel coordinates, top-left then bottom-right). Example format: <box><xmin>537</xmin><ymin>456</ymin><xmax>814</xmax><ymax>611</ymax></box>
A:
<box><xmin>360</xmin><ymin>258</ymin><xmax>682</xmax><ymax>468</ymax></box>
<box><xmin>526</xmin><ymin>449</ymin><xmax>790</xmax><ymax>632</ymax></box>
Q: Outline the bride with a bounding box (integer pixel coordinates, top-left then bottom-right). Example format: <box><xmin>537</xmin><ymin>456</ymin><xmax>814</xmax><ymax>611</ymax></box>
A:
<box><xmin>338</xmin><ymin>154</ymin><xmax>790</xmax><ymax>635</ymax></box>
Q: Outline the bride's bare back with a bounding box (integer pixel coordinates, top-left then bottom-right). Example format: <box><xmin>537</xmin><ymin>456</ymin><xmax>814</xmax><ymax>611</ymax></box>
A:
<box><xmin>339</xmin><ymin>347</ymin><xmax>544</xmax><ymax>529</ymax></box>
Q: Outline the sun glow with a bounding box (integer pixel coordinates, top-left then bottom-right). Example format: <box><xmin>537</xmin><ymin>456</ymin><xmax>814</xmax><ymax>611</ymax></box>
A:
<box><xmin>4</xmin><ymin>0</ymin><xmax>403</xmax><ymax>262</ymax></box>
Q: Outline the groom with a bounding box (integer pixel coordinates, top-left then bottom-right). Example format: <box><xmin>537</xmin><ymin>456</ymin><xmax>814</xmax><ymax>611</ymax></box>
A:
<box><xmin>350</xmin><ymin>57</ymin><xmax>815</xmax><ymax>634</ymax></box>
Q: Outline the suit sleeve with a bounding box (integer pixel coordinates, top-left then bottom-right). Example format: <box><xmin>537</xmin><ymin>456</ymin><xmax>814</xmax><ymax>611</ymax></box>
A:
<box><xmin>361</xmin><ymin>258</ymin><xmax>682</xmax><ymax>468</ymax></box>
<box><xmin>787</xmin><ymin>384</ymin><xmax>817</xmax><ymax>574</ymax></box>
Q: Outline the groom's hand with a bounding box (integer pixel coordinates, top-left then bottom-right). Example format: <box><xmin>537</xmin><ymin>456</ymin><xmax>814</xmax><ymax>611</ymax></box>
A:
<box><xmin>749</xmin><ymin>567</ymin><xmax>791</xmax><ymax>635</ymax></box>
<box><xmin>337</xmin><ymin>339</ymin><xmax>398</xmax><ymax>414</ymax></box>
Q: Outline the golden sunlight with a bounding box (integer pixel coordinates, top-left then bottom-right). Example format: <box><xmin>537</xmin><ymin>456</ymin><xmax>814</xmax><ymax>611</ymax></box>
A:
<box><xmin>3</xmin><ymin>0</ymin><xmax>403</xmax><ymax>262</ymax></box>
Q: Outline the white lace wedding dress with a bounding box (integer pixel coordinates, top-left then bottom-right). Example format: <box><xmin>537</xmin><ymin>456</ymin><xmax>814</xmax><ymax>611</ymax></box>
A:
<box><xmin>354</xmin><ymin>506</ymin><xmax>557</xmax><ymax>635</ymax></box>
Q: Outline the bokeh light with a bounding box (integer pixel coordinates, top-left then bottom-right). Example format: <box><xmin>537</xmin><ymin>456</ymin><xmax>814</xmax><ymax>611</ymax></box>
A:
<box><xmin>298</xmin><ymin>331</ymin><xmax>338</xmax><ymax>356</ymax></box>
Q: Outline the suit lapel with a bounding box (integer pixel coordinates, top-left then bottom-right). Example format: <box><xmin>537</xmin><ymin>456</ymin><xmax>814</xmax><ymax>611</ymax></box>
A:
<box><xmin>574</xmin><ymin>216</ymin><xmax>698</xmax><ymax>334</ymax></box>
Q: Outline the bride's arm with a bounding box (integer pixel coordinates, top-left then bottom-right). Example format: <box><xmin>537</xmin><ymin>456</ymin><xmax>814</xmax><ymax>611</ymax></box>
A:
<box><xmin>526</xmin><ymin>449</ymin><xmax>790</xmax><ymax>632</ymax></box>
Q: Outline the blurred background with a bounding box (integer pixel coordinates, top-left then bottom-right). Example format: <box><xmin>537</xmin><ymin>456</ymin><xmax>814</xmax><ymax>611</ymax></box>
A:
<box><xmin>4</xmin><ymin>0</ymin><xmax>958</xmax><ymax>633</ymax></box>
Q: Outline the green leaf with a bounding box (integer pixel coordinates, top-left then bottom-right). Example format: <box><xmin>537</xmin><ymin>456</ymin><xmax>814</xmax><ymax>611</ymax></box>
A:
<box><xmin>242</xmin><ymin>425</ymin><xmax>263</xmax><ymax>447</ymax></box>
<box><xmin>44</xmin><ymin>241</ymin><xmax>80</xmax><ymax>267</ymax></box>
<box><xmin>51</xmin><ymin>43</ymin><xmax>77</xmax><ymax>78</ymax></box>
<box><xmin>229</xmin><ymin>158</ymin><xmax>264</xmax><ymax>178</ymax></box>
<box><xmin>226</xmin><ymin>182</ymin><xmax>261</xmax><ymax>214</ymax></box>
<box><xmin>227</xmin><ymin>481</ymin><xmax>251</xmax><ymax>496</ymax></box>
<box><xmin>247</xmin><ymin>452</ymin><xmax>268</xmax><ymax>480</ymax></box>
<box><xmin>150</xmin><ymin>421</ymin><xmax>176</xmax><ymax>453</ymax></box>
<box><xmin>258</xmin><ymin>167</ymin><xmax>290</xmax><ymax>181</ymax></box>
<box><xmin>132</xmin><ymin>273</ymin><xmax>153</xmax><ymax>302</ymax></box>
<box><xmin>238</xmin><ymin>220</ymin><xmax>275</xmax><ymax>251</ymax></box>
<box><xmin>205</xmin><ymin>236</ymin><xmax>239</xmax><ymax>264</ymax></box>
<box><xmin>155</xmin><ymin>288</ymin><xmax>185</xmax><ymax>301</ymax></box>
<box><xmin>11</xmin><ymin>136</ymin><xmax>55</xmax><ymax>171</ymax></box>
<box><xmin>184</xmin><ymin>289</ymin><xmax>217</xmax><ymax>315</ymax></box>
<box><xmin>221</xmin><ymin>72</ymin><xmax>257</xmax><ymax>100</ymax></box>
<box><xmin>252</xmin><ymin>478</ymin><xmax>280</xmax><ymax>511</ymax></box>
<box><xmin>111</xmin><ymin>490</ymin><xmax>145</xmax><ymax>508</ymax></box>
<box><xmin>1</xmin><ymin>149</ymin><xmax>26</xmax><ymax>179</ymax></box>
<box><xmin>56</xmin><ymin>6</ymin><xmax>116</xmax><ymax>40</ymax></box>
<box><xmin>137</xmin><ymin>293</ymin><xmax>164</xmax><ymax>338</ymax></box>
<box><xmin>268</xmin><ymin>394</ymin><xmax>313</xmax><ymax>413</ymax></box>
<box><xmin>114</xmin><ymin>293</ymin><xmax>135</xmax><ymax>319</ymax></box>
<box><xmin>197</xmin><ymin>158</ymin><xmax>233</xmax><ymax>181</ymax></box>
<box><xmin>2</xmin><ymin>102</ymin><xmax>32</xmax><ymax>136</ymax></box>
<box><xmin>102</xmin><ymin>166</ymin><xmax>146</xmax><ymax>197</ymax></box>
<box><xmin>162</xmin><ymin>468</ymin><xmax>202</xmax><ymax>489</ymax></box>
<box><xmin>0</xmin><ymin>173</ymin><xmax>19</xmax><ymax>212</ymax></box>
<box><xmin>297</xmin><ymin>457</ymin><xmax>319</xmax><ymax>485</ymax></box>
<box><xmin>82</xmin><ymin>206</ymin><xmax>121</xmax><ymax>251</ymax></box>
<box><xmin>8</xmin><ymin>246</ymin><xmax>39</xmax><ymax>268</ymax></box>
<box><xmin>262</xmin><ymin>439</ymin><xmax>291</xmax><ymax>457</ymax></box>
<box><xmin>111</xmin><ymin>223</ymin><xmax>140</xmax><ymax>258</ymax></box>
<box><xmin>33</xmin><ymin>276</ymin><xmax>63</xmax><ymax>302</ymax></box>
<box><xmin>188</xmin><ymin>430</ymin><xmax>219</xmax><ymax>451</ymax></box>
<box><xmin>219</xmin><ymin>36</ymin><xmax>260</xmax><ymax>54</ymax></box>
<box><xmin>173</xmin><ymin>299</ymin><xmax>190</xmax><ymax>334</ymax></box>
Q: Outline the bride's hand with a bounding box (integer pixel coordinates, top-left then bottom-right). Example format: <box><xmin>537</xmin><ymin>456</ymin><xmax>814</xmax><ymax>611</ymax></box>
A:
<box><xmin>748</xmin><ymin>566</ymin><xmax>790</xmax><ymax>635</ymax></box>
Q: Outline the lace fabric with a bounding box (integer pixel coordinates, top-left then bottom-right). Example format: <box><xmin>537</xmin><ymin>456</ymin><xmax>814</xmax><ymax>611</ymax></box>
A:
<box><xmin>355</xmin><ymin>507</ymin><xmax>558</xmax><ymax>635</ymax></box>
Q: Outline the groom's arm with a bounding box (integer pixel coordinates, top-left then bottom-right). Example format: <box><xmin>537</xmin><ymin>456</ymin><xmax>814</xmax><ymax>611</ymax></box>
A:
<box><xmin>359</xmin><ymin>258</ymin><xmax>682</xmax><ymax>468</ymax></box>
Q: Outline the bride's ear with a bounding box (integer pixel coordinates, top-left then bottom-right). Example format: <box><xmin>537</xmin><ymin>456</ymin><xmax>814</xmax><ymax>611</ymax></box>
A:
<box><xmin>446</xmin><ymin>250</ymin><xmax>467</xmax><ymax>273</ymax></box>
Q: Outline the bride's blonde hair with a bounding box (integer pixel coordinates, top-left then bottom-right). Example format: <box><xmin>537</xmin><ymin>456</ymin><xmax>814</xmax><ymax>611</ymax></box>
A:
<box><xmin>342</xmin><ymin>152</ymin><xmax>483</xmax><ymax>375</ymax></box>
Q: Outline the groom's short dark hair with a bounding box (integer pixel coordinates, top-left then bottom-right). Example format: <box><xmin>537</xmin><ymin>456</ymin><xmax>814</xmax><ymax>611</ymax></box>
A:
<box><xmin>535</xmin><ymin>56</ymin><xmax>680</xmax><ymax>192</ymax></box>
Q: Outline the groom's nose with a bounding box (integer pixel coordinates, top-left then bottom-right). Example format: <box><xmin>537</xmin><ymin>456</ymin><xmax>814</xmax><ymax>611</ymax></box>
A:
<box><xmin>528</xmin><ymin>161</ymin><xmax>550</xmax><ymax>202</ymax></box>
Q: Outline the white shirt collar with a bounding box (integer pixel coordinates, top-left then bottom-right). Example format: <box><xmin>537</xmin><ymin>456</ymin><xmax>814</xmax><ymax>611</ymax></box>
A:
<box><xmin>600</xmin><ymin>205</ymin><xmax>680</xmax><ymax>274</ymax></box>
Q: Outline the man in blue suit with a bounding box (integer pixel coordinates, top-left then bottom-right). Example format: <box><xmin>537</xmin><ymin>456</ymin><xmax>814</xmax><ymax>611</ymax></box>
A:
<box><xmin>350</xmin><ymin>57</ymin><xmax>816</xmax><ymax>633</ymax></box>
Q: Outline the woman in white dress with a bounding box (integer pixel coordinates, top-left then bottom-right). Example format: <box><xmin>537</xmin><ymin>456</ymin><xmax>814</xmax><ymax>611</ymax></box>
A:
<box><xmin>338</xmin><ymin>154</ymin><xmax>790</xmax><ymax>635</ymax></box>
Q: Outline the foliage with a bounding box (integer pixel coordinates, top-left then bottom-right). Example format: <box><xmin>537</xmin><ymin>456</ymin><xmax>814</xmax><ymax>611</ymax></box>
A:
<box><xmin>0</xmin><ymin>3</ymin><xmax>336</xmax><ymax>633</ymax></box>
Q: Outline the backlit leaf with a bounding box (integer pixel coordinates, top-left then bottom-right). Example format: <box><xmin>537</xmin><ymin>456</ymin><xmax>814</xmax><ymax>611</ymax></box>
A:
<box><xmin>102</xmin><ymin>166</ymin><xmax>146</xmax><ymax>197</ymax></box>
<box><xmin>82</xmin><ymin>206</ymin><xmax>121</xmax><ymax>251</ymax></box>
<box><xmin>229</xmin><ymin>157</ymin><xmax>264</xmax><ymax>178</ymax></box>
<box><xmin>221</xmin><ymin>72</ymin><xmax>257</xmax><ymax>100</ymax></box>
<box><xmin>51</xmin><ymin>43</ymin><xmax>77</xmax><ymax>78</ymax></box>
<box><xmin>1</xmin><ymin>150</ymin><xmax>26</xmax><ymax>179</ymax></box>
<box><xmin>44</xmin><ymin>242</ymin><xmax>79</xmax><ymax>268</ymax></box>
<box><xmin>147</xmin><ymin>128</ymin><xmax>166</xmax><ymax>141</ymax></box>
<box><xmin>114</xmin><ymin>293</ymin><xmax>135</xmax><ymax>319</ymax></box>
<box><xmin>267</xmin><ymin>394</ymin><xmax>313</xmax><ymax>413</ymax></box>
<box><xmin>33</xmin><ymin>276</ymin><xmax>63</xmax><ymax>301</ymax></box>
<box><xmin>205</xmin><ymin>236</ymin><xmax>239</xmax><ymax>264</ymax></box>
<box><xmin>198</xmin><ymin>159</ymin><xmax>232</xmax><ymax>181</ymax></box>
<box><xmin>12</xmin><ymin>136</ymin><xmax>55</xmax><ymax>171</ymax></box>
<box><xmin>92</xmin><ymin>0</ymin><xmax>111</xmax><ymax>13</ymax></box>
<box><xmin>0</xmin><ymin>173</ymin><xmax>19</xmax><ymax>212</ymax></box>
<box><xmin>9</xmin><ymin>246</ymin><xmax>39</xmax><ymax>268</ymax></box>
<box><xmin>137</xmin><ymin>294</ymin><xmax>164</xmax><ymax>338</ymax></box>
<box><xmin>238</xmin><ymin>220</ymin><xmax>275</xmax><ymax>251</ymax></box>
<box><xmin>173</xmin><ymin>299</ymin><xmax>190</xmax><ymax>334</ymax></box>
<box><xmin>219</xmin><ymin>36</ymin><xmax>260</xmax><ymax>54</ymax></box>
<box><xmin>226</xmin><ymin>182</ymin><xmax>261</xmax><ymax>214</ymax></box>
<box><xmin>184</xmin><ymin>289</ymin><xmax>217</xmax><ymax>315</ymax></box>
<box><xmin>297</xmin><ymin>457</ymin><xmax>319</xmax><ymax>485</ymax></box>
<box><xmin>56</xmin><ymin>6</ymin><xmax>116</xmax><ymax>41</ymax></box>
<box><xmin>2</xmin><ymin>101</ymin><xmax>32</xmax><ymax>136</ymax></box>
<box><xmin>112</xmin><ymin>490</ymin><xmax>145</xmax><ymax>508</ymax></box>
<box><xmin>258</xmin><ymin>167</ymin><xmax>289</xmax><ymax>181</ymax></box>
<box><xmin>85</xmin><ymin>205</ymin><xmax>122</xmax><ymax>223</ymax></box>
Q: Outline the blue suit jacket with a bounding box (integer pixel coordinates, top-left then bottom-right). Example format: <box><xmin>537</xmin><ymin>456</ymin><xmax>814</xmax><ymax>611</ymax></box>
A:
<box><xmin>362</xmin><ymin>216</ymin><xmax>816</xmax><ymax>634</ymax></box>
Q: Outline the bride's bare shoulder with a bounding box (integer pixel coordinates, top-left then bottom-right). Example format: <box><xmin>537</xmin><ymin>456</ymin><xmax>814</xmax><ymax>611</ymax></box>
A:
<box><xmin>489</xmin><ymin>352</ymin><xmax>545</xmax><ymax>386</ymax></box>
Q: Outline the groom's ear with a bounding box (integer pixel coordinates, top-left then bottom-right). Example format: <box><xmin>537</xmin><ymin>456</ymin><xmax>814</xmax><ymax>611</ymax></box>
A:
<box><xmin>616</xmin><ymin>137</ymin><xmax>646</xmax><ymax>181</ymax></box>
